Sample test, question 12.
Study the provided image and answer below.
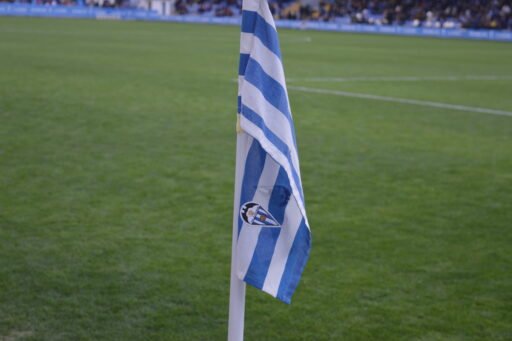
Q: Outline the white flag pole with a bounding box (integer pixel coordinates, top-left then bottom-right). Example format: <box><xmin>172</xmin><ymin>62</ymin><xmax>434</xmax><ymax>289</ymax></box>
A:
<box><xmin>228</xmin><ymin>123</ymin><xmax>246</xmax><ymax>341</ymax></box>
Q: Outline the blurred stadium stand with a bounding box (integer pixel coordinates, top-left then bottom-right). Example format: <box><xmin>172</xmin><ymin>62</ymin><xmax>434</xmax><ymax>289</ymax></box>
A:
<box><xmin>171</xmin><ymin>0</ymin><xmax>512</xmax><ymax>31</ymax></box>
<box><xmin>0</xmin><ymin>0</ymin><xmax>510</xmax><ymax>31</ymax></box>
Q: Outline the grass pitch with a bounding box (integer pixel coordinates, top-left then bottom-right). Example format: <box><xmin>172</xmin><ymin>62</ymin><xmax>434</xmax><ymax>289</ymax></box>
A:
<box><xmin>1</xmin><ymin>17</ymin><xmax>512</xmax><ymax>340</ymax></box>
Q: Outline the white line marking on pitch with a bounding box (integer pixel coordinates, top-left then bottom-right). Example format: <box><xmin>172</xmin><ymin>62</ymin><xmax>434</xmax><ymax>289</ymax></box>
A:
<box><xmin>288</xmin><ymin>85</ymin><xmax>512</xmax><ymax>117</ymax></box>
<box><xmin>287</xmin><ymin>75</ymin><xmax>512</xmax><ymax>83</ymax></box>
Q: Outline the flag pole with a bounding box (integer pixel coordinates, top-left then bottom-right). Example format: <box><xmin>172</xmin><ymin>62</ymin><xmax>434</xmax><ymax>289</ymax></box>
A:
<box><xmin>228</xmin><ymin>119</ymin><xmax>246</xmax><ymax>341</ymax></box>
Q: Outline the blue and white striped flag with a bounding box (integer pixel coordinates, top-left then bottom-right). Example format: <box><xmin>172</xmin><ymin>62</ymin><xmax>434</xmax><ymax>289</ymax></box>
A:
<box><xmin>233</xmin><ymin>0</ymin><xmax>311</xmax><ymax>304</ymax></box>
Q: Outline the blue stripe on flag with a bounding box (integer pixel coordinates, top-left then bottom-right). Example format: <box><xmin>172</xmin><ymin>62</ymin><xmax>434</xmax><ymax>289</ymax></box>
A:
<box><xmin>239</xmin><ymin>53</ymin><xmax>250</xmax><ymax>76</ymax></box>
<box><xmin>238</xmin><ymin>139</ymin><xmax>267</xmax><ymax>235</ymax></box>
<box><xmin>240</xmin><ymin>104</ymin><xmax>304</xmax><ymax>201</ymax></box>
<box><xmin>276</xmin><ymin>219</ymin><xmax>311</xmax><ymax>304</ymax></box>
<box><xmin>243</xmin><ymin>167</ymin><xmax>289</xmax><ymax>288</ymax></box>
<box><xmin>237</xmin><ymin>95</ymin><xmax>242</xmax><ymax>114</ymax></box>
<box><xmin>267</xmin><ymin>167</ymin><xmax>291</xmax><ymax>225</ymax></box>
<box><xmin>244</xmin><ymin>226</ymin><xmax>281</xmax><ymax>288</ymax></box>
<box><xmin>244</xmin><ymin>57</ymin><xmax>292</xmax><ymax>123</ymax></box>
<box><xmin>241</xmin><ymin>10</ymin><xmax>281</xmax><ymax>58</ymax></box>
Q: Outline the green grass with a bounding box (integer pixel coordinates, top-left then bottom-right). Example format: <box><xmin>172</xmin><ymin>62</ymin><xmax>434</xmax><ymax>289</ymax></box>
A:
<box><xmin>1</xmin><ymin>17</ymin><xmax>512</xmax><ymax>340</ymax></box>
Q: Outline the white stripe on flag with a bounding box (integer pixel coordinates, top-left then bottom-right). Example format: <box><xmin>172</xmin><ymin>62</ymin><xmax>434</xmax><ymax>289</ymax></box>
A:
<box><xmin>243</xmin><ymin>35</ymin><xmax>287</xmax><ymax>93</ymax></box>
<box><xmin>240</xmin><ymin>81</ymin><xmax>299</xmax><ymax>171</ymax></box>
<box><xmin>238</xmin><ymin>32</ymin><xmax>254</xmax><ymax>97</ymax></box>
<box><xmin>262</xmin><ymin>196</ymin><xmax>303</xmax><ymax>296</ymax></box>
<box><xmin>239</xmin><ymin>32</ymin><xmax>254</xmax><ymax>55</ymax></box>
<box><xmin>233</xmin><ymin>133</ymin><xmax>251</xmax><ymax>227</ymax></box>
<box><xmin>242</xmin><ymin>0</ymin><xmax>276</xmax><ymax>29</ymax></box>
<box><xmin>236</xmin><ymin>153</ymin><xmax>281</xmax><ymax>279</ymax></box>
<box><xmin>241</xmin><ymin>0</ymin><xmax>259</xmax><ymax>11</ymax></box>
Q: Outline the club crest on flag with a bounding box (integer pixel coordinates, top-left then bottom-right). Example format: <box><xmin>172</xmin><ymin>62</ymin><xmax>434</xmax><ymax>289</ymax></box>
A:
<box><xmin>240</xmin><ymin>202</ymin><xmax>280</xmax><ymax>228</ymax></box>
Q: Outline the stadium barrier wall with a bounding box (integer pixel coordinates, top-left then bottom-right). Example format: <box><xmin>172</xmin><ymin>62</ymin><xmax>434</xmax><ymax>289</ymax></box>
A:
<box><xmin>1</xmin><ymin>4</ymin><xmax>512</xmax><ymax>42</ymax></box>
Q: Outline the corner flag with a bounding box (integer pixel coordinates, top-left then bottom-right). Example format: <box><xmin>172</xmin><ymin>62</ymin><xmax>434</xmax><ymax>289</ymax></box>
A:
<box><xmin>230</xmin><ymin>0</ymin><xmax>311</xmax><ymax>306</ymax></box>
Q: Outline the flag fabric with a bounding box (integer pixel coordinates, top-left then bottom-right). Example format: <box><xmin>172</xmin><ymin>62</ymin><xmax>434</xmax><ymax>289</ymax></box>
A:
<box><xmin>234</xmin><ymin>0</ymin><xmax>311</xmax><ymax>304</ymax></box>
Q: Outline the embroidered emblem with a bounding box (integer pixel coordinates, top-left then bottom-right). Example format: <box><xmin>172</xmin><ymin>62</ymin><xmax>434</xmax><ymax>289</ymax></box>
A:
<box><xmin>240</xmin><ymin>202</ymin><xmax>280</xmax><ymax>227</ymax></box>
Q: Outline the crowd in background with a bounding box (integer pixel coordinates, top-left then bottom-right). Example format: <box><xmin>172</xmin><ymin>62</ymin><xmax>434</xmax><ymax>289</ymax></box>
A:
<box><xmin>2</xmin><ymin>0</ymin><xmax>511</xmax><ymax>30</ymax></box>
<box><xmin>175</xmin><ymin>0</ymin><xmax>512</xmax><ymax>30</ymax></box>
<box><xmin>174</xmin><ymin>0</ymin><xmax>240</xmax><ymax>17</ymax></box>
<box><xmin>0</xmin><ymin>0</ymin><xmax>137</xmax><ymax>8</ymax></box>
<box><xmin>334</xmin><ymin>0</ymin><xmax>512</xmax><ymax>30</ymax></box>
